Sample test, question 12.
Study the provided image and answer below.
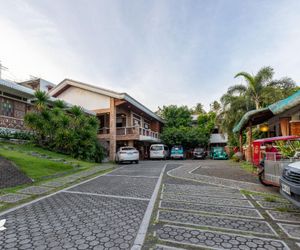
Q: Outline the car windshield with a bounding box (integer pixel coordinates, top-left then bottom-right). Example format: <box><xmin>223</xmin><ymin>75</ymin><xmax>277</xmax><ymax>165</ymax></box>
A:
<box><xmin>214</xmin><ymin>148</ymin><xmax>224</xmax><ymax>152</ymax></box>
<box><xmin>151</xmin><ymin>145</ymin><xmax>164</xmax><ymax>151</ymax></box>
<box><xmin>121</xmin><ymin>147</ymin><xmax>136</xmax><ymax>151</ymax></box>
<box><xmin>172</xmin><ymin>146</ymin><xmax>183</xmax><ymax>151</ymax></box>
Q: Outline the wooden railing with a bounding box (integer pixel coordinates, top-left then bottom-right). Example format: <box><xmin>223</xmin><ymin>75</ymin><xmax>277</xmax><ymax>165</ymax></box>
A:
<box><xmin>98</xmin><ymin>126</ymin><xmax>159</xmax><ymax>139</ymax></box>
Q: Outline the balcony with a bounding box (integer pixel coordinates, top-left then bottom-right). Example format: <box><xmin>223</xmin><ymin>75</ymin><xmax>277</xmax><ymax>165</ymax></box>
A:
<box><xmin>98</xmin><ymin>126</ymin><xmax>160</xmax><ymax>142</ymax></box>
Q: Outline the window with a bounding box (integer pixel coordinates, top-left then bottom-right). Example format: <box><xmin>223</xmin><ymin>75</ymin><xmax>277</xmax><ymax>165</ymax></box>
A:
<box><xmin>144</xmin><ymin>118</ymin><xmax>150</xmax><ymax>129</ymax></box>
<box><xmin>133</xmin><ymin>113</ymin><xmax>141</xmax><ymax>127</ymax></box>
<box><xmin>116</xmin><ymin>113</ymin><xmax>126</xmax><ymax>128</ymax></box>
<box><xmin>0</xmin><ymin>98</ymin><xmax>14</xmax><ymax>117</ymax></box>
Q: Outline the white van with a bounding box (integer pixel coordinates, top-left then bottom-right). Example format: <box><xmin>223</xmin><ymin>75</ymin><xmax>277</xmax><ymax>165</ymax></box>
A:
<box><xmin>150</xmin><ymin>144</ymin><xmax>169</xmax><ymax>160</ymax></box>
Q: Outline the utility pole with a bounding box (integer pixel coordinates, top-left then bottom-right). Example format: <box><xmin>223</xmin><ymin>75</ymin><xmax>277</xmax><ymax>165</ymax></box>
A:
<box><xmin>0</xmin><ymin>61</ymin><xmax>8</xmax><ymax>79</ymax></box>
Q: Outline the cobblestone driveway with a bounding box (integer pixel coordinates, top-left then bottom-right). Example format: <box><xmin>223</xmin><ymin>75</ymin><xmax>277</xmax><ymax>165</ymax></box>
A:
<box><xmin>0</xmin><ymin>161</ymin><xmax>166</xmax><ymax>250</ymax></box>
<box><xmin>144</xmin><ymin>161</ymin><xmax>300</xmax><ymax>250</ymax></box>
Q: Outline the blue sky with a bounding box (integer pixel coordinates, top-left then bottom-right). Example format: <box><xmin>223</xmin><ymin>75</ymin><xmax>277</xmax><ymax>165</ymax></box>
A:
<box><xmin>0</xmin><ymin>0</ymin><xmax>300</xmax><ymax>111</ymax></box>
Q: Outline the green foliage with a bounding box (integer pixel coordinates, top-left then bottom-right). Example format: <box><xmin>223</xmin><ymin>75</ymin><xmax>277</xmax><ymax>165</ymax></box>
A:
<box><xmin>275</xmin><ymin>141</ymin><xmax>300</xmax><ymax>158</ymax></box>
<box><xmin>159</xmin><ymin>105</ymin><xmax>214</xmax><ymax>148</ymax></box>
<box><xmin>192</xmin><ymin>103</ymin><xmax>206</xmax><ymax>114</ymax></box>
<box><xmin>158</xmin><ymin>105</ymin><xmax>192</xmax><ymax>127</ymax></box>
<box><xmin>0</xmin><ymin>129</ymin><xmax>32</xmax><ymax>140</ymax></box>
<box><xmin>198</xmin><ymin>112</ymin><xmax>216</xmax><ymax>134</ymax></box>
<box><xmin>219</xmin><ymin>66</ymin><xmax>297</xmax><ymax>146</ymax></box>
<box><xmin>24</xmin><ymin>91</ymin><xmax>104</xmax><ymax>162</ymax></box>
<box><xmin>160</xmin><ymin>126</ymin><xmax>208</xmax><ymax>148</ymax></box>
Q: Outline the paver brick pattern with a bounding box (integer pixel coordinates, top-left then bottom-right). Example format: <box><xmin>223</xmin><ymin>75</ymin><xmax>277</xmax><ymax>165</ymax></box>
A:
<box><xmin>109</xmin><ymin>165</ymin><xmax>162</xmax><ymax>177</ymax></box>
<box><xmin>69</xmin><ymin>175</ymin><xmax>158</xmax><ymax>199</ymax></box>
<box><xmin>17</xmin><ymin>186</ymin><xmax>53</xmax><ymax>195</ymax></box>
<box><xmin>154</xmin><ymin>244</ymin><xmax>187</xmax><ymax>250</ymax></box>
<box><xmin>0</xmin><ymin>192</ymin><xmax>148</xmax><ymax>249</ymax></box>
<box><xmin>0</xmin><ymin>194</ymin><xmax>30</xmax><ymax>203</ymax></box>
<box><xmin>162</xmin><ymin>193</ymin><xmax>254</xmax><ymax>208</ymax></box>
<box><xmin>278</xmin><ymin>223</ymin><xmax>300</xmax><ymax>240</ymax></box>
<box><xmin>250</xmin><ymin>194</ymin><xmax>288</xmax><ymax>203</ymax></box>
<box><xmin>160</xmin><ymin>200</ymin><xmax>263</xmax><ymax>219</ymax></box>
<box><xmin>267</xmin><ymin>210</ymin><xmax>300</xmax><ymax>223</ymax></box>
<box><xmin>168</xmin><ymin>164</ymin><xmax>272</xmax><ymax>192</ymax></box>
<box><xmin>164</xmin><ymin>183</ymin><xmax>239</xmax><ymax>194</ymax></box>
<box><xmin>257</xmin><ymin>201</ymin><xmax>300</xmax><ymax>211</ymax></box>
<box><xmin>157</xmin><ymin>225</ymin><xmax>289</xmax><ymax>250</ymax></box>
<box><xmin>158</xmin><ymin>210</ymin><xmax>276</xmax><ymax>236</ymax></box>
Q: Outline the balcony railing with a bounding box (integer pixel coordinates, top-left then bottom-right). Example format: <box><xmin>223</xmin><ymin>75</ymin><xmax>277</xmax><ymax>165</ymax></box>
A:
<box><xmin>98</xmin><ymin>126</ymin><xmax>159</xmax><ymax>140</ymax></box>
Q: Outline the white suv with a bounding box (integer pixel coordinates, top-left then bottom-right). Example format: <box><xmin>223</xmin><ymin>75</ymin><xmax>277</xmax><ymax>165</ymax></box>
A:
<box><xmin>150</xmin><ymin>144</ymin><xmax>169</xmax><ymax>160</ymax></box>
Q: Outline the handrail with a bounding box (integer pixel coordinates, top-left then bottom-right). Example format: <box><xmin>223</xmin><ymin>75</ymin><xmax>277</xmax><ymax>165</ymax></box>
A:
<box><xmin>99</xmin><ymin>126</ymin><xmax>159</xmax><ymax>138</ymax></box>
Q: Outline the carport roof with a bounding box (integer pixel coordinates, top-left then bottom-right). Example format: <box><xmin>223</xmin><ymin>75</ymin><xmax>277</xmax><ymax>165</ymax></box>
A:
<box><xmin>233</xmin><ymin>89</ymin><xmax>300</xmax><ymax>133</ymax></box>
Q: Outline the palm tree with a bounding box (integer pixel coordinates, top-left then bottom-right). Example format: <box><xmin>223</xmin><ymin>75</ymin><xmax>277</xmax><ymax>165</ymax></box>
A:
<box><xmin>34</xmin><ymin>90</ymin><xmax>50</xmax><ymax>111</ymax></box>
<box><xmin>231</xmin><ymin>66</ymin><xmax>296</xmax><ymax>109</ymax></box>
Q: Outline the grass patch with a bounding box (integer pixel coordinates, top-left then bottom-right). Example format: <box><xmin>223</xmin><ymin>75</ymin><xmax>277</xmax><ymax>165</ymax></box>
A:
<box><xmin>264</xmin><ymin>196</ymin><xmax>278</xmax><ymax>202</ymax></box>
<box><xmin>0</xmin><ymin>142</ymin><xmax>97</xmax><ymax>168</ymax></box>
<box><xmin>0</xmin><ymin>142</ymin><xmax>99</xmax><ymax>182</ymax></box>
<box><xmin>240</xmin><ymin>161</ymin><xmax>256</xmax><ymax>174</ymax></box>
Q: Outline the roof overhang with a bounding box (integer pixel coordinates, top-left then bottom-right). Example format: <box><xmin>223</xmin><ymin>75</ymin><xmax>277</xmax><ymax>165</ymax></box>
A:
<box><xmin>0</xmin><ymin>79</ymin><xmax>34</xmax><ymax>98</ymax></box>
<box><xmin>233</xmin><ymin>108</ymin><xmax>273</xmax><ymax>133</ymax></box>
<box><xmin>233</xmin><ymin>89</ymin><xmax>300</xmax><ymax>134</ymax></box>
<box><xmin>49</xmin><ymin>79</ymin><xmax>164</xmax><ymax>123</ymax></box>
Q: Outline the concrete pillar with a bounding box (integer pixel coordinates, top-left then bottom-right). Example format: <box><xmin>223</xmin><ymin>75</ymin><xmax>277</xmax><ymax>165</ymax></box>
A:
<box><xmin>248</xmin><ymin>122</ymin><xmax>253</xmax><ymax>162</ymax></box>
<box><xmin>109</xmin><ymin>98</ymin><xmax>116</xmax><ymax>161</ymax></box>
<box><xmin>239</xmin><ymin>132</ymin><xmax>243</xmax><ymax>153</ymax></box>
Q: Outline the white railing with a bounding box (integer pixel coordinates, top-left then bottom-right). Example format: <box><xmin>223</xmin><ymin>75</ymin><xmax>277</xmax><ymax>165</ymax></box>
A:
<box><xmin>139</xmin><ymin>127</ymin><xmax>159</xmax><ymax>139</ymax></box>
<box><xmin>116</xmin><ymin>126</ymin><xmax>138</xmax><ymax>136</ymax></box>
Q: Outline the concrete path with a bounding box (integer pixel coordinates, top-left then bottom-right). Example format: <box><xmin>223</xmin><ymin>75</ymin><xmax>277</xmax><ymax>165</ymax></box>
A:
<box><xmin>0</xmin><ymin>161</ymin><xmax>166</xmax><ymax>250</ymax></box>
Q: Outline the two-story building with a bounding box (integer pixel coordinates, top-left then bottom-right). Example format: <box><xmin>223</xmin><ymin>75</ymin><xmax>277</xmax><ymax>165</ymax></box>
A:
<box><xmin>49</xmin><ymin>79</ymin><xmax>164</xmax><ymax>161</ymax></box>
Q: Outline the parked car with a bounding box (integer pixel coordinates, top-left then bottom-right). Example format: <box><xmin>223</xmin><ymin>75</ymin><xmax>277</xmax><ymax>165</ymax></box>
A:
<box><xmin>150</xmin><ymin>144</ymin><xmax>169</xmax><ymax>160</ymax></box>
<box><xmin>192</xmin><ymin>147</ymin><xmax>206</xmax><ymax>159</ymax></box>
<box><xmin>210</xmin><ymin>147</ymin><xmax>228</xmax><ymax>160</ymax></box>
<box><xmin>170</xmin><ymin>145</ymin><xmax>185</xmax><ymax>160</ymax></box>
<box><xmin>280</xmin><ymin>161</ymin><xmax>300</xmax><ymax>207</ymax></box>
<box><xmin>116</xmin><ymin>147</ymin><xmax>139</xmax><ymax>164</ymax></box>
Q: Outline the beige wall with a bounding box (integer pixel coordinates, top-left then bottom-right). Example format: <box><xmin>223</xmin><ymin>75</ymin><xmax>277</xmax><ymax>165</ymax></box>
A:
<box><xmin>56</xmin><ymin>86</ymin><xmax>110</xmax><ymax>110</ymax></box>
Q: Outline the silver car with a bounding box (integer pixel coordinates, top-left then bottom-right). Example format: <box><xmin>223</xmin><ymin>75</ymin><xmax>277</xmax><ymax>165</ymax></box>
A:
<box><xmin>116</xmin><ymin>147</ymin><xmax>139</xmax><ymax>164</ymax></box>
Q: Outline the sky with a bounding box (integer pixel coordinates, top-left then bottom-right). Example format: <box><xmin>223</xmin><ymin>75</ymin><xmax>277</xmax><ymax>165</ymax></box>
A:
<box><xmin>0</xmin><ymin>0</ymin><xmax>300</xmax><ymax>112</ymax></box>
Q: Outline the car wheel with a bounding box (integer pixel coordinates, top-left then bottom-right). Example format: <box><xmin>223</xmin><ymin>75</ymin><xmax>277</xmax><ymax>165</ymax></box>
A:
<box><xmin>135</xmin><ymin>160</ymin><xmax>139</xmax><ymax>164</ymax></box>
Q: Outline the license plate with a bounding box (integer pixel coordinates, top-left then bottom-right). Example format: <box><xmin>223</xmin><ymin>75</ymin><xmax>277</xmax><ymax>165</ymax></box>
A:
<box><xmin>282</xmin><ymin>183</ymin><xmax>291</xmax><ymax>196</ymax></box>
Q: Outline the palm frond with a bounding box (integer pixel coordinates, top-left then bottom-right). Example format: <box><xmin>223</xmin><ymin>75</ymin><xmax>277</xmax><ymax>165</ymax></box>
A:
<box><xmin>227</xmin><ymin>84</ymin><xmax>247</xmax><ymax>95</ymax></box>
<box><xmin>254</xmin><ymin>66</ymin><xmax>274</xmax><ymax>86</ymax></box>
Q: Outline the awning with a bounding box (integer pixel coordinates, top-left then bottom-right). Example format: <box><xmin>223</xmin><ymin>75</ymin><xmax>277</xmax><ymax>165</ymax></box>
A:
<box><xmin>233</xmin><ymin>89</ymin><xmax>300</xmax><ymax>133</ymax></box>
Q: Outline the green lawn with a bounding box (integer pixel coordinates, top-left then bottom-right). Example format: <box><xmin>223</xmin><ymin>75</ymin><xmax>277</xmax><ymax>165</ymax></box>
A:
<box><xmin>0</xmin><ymin>142</ymin><xmax>98</xmax><ymax>181</ymax></box>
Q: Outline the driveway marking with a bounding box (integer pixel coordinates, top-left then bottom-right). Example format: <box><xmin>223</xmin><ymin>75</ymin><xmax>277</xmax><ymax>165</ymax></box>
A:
<box><xmin>106</xmin><ymin>174</ymin><xmax>159</xmax><ymax>179</ymax></box>
<box><xmin>62</xmin><ymin>190</ymin><xmax>150</xmax><ymax>201</ymax></box>
<box><xmin>131</xmin><ymin>163</ymin><xmax>168</xmax><ymax>250</ymax></box>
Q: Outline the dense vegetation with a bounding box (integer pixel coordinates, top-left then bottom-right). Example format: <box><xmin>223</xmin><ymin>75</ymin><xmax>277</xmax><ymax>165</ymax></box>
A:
<box><xmin>218</xmin><ymin>66</ymin><xmax>298</xmax><ymax>146</ymax></box>
<box><xmin>24</xmin><ymin>91</ymin><xmax>104</xmax><ymax>162</ymax></box>
<box><xmin>158</xmin><ymin>105</ymin><xmax>215</xmax><ymax>148</ymax></box>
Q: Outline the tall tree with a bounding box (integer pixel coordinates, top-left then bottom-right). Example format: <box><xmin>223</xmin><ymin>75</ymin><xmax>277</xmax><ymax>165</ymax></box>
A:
<box><xmin>232</xmin><ymin>66</ymin><xmax>296</xmax><ymax>109</ymax></box>
<box><xmin>158</xmin><ymin>105</ymin><xmax>192</xmax><ymax>127</ymax></box>
<box><xmin>193</xmin><ymin>103</ymin><xmax>206</xmax><ymax>114</ymax></box>
<box><xmin>219</xmin><ymin>66</ymin><xmax>298</xmax><ymax>146</ymax></box>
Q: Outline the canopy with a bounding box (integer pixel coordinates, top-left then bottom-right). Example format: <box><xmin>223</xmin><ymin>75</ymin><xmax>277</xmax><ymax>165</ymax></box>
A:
<box><xmin>233</xmin><ymin>89</ymin><xmax>300</xmax><ymax>133</ymax></box>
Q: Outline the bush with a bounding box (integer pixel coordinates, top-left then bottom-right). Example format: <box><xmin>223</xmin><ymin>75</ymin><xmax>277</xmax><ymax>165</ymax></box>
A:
<box><xmin>24</xmin><ymin>91</ymin><xmax>104</xmax><ymax>162</ymax></box>
<box><xmin>0</xmin><ymin>129</ymin><xmax>32</xmax><ymax>140</ymax></box>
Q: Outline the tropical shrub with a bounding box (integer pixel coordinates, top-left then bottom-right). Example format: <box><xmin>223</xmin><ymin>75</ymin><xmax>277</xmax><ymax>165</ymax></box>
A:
<box><xmin>0</xmin><ymin>129</ymin><xmax>32</xmax><ymax>140</ymax></box>
<box><xmin>24</xmin><ymin>91</ymin><xmax>104</xmax><ymax>162</ymax></box>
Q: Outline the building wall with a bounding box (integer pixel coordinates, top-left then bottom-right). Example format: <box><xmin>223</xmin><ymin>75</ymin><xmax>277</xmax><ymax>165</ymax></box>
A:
<box><xmin>0</xmin><ymin>96</ymin><xmax>28</xmax><ymax>130</ymax></box>
<box><xmin>56</xmin><ymin>86</ymin><xmax>110</xmax><ymax>110</ymax></box>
